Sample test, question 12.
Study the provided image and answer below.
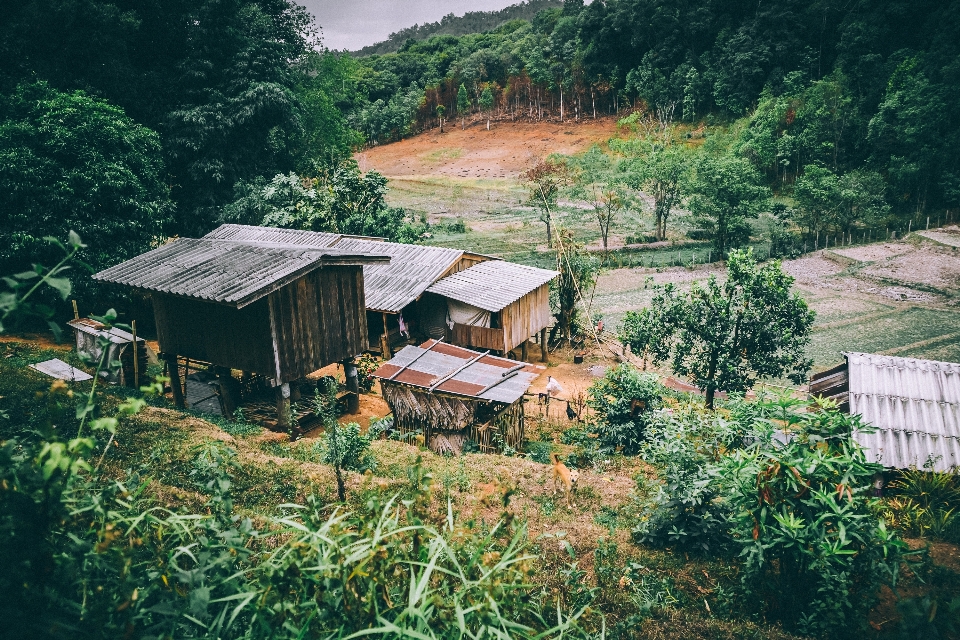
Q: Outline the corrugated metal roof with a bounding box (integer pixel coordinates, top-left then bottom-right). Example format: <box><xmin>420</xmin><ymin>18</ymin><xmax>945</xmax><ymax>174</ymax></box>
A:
<box><xmin>425</xmin><ymin>260</ymin><xmax>558</xmax><ymax>312</ymax></box>
<box><xmin>847</xmin><ymin>352</ymin><xmax>960</xmax><ymax>471</ymax></box>
<box><xmin>333</xmin><ymin>238</ymin><xmax>465</xmax><ymax>313</ymax></box>
<box><xmin>373</xmin><ymin>340</ymin><xmax>543</xmax><ymax>404</ymax></box>
<box><xmin>93</xmin><ymin>238</ymin><xmax>388</xmax><ymax>308</ymax></box>
<box><xmin>203</xmin><ymin>224</ymin><xmax>342</xmax><ymax>248</ymax></box>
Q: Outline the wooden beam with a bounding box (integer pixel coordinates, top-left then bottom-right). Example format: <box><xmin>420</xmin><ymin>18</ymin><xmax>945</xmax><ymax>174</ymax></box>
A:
<box><xmin>540</xmin><ymin>328</ymin><xmax>548</xmax><ymax>363</ymax></box>
<box><xmin>277</xmin><ymin>383</ymin><xmax>291</xmax><ymax>430</ymax></box>
<box><xmin>477</xmin><ymin>370</ymin><xmax>520</xmax><ymax>396</ymax></box>
<box><xmin>343</xmin><ymin>357</ymin><xmax>360</xmax><ymax>414</ymax></box>
<box><xmin>165</xmin><ymin>353</ymin><xmax>185</xmax><ymax>409</ymax></box>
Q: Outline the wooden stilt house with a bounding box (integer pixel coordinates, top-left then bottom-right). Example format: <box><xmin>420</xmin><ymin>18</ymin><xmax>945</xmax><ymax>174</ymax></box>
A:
<box><xmin>200</xmin><ymin>225</ymin><xmax>558</xmax><ymax>359</ymax></box>
<box><xmin>93</xmin><ymin>237</ymin><xmax>388</xmax><ymax>428</ymax></box>
<box><xmin>373</xmin><ymin>340</ymin><xmax>544</xmax><ymax>455</ymax></box>
<box><xmin>425</xmin><ymin>260</ymin><xmax>558</xmax><ymax>359</ymax></box>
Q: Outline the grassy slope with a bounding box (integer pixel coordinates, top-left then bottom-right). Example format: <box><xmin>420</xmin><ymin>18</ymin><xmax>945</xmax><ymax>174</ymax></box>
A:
<box><xmin>0</xmin><ymin>338</ymin><xmax>815</xmax><ymax>639</ymax></box>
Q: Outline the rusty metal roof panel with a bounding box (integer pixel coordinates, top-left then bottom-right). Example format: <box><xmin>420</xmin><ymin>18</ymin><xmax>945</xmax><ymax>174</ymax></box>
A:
<box><xmin>332</xmin><ymin>238</ymin><xmax>466</xmax><ymax>313</ymax></box>
<box><xmin>93</xmin><ymin>238</ymin><xmax>388</xmax><ymax>308</ymax></box>
<box><xmin>847</xmin><ymin>352</ymin><xmax>960</xmax><ymax>471</ymax></box>
<box><xmin>203</xmin><ymin>224</ymin><xmax>342</xmax><ymax>248</ymax></box>
<box><xmin>425</xmin><ymin>260</ymin><xmax>558</xmax><ymax>312</ymax></box>
<box><xmin>373</xmin><ymin>340</ymin><xmax>544</xmax><ymax>404</ymax></box>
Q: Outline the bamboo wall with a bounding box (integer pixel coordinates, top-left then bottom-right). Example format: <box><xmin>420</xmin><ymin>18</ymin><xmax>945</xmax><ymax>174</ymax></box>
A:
<box><xmin>382</xmin><ymin>379</ymin><xmax>525</xmax><ymax>454</ymax></box>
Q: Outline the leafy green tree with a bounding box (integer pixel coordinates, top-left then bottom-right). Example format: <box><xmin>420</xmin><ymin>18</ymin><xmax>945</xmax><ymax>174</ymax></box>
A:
<box><xmin>0</xmin><ymin>82</ymin><xmax>170</xmax><ymax>298</ymax></box>
<box><xmin>552</xmin><ymin>229</ymin><xmax>600</xmax><ymax>346</ymax></box>
<box><xmin>223</xmin><ymin>161</ymin><xmax>418</xmax><ymax>242</ymax></box>
<box><xmin>620</xmin><ymin>140</ymin><xmax>688</xmax><ymax>241</ymax></box>
<box><xmin>686</xmin><ymin>153</ymin><xmax>768</xmax><ymax>255</ymax></box>
<box><xmin>294</xmin><ymin>51</ymin><xmax>366</xmax><ymax>171</ymax></box>
<box><xmin>523</xmin><ymin>157</ymin><xmax>570</xmax><ymax>248</ymax></box>
<box><xmin>793</xmin><ymin>165</ymin><xmax>842</xmax><ymax>243</ymax></box>
<box><xmin>436</xmin><ymin>104</ymin><xmax>446</xmax><ymax>132</ymax></box>
<box><xmin>620</xmin><ymin>249</ymin><xmax>814</xmax><ymax>409</ymax></box>
<box><xmin>867</xmin><ymin>58</ymin><xmax>948</xmax><ymax>216</ymax></box>
<box><xmin>479</xmin><ymin>85</ymin><xmax>495</xmax><ymax>130</ymax></box>
<box><xmin>569</xmin><ymin>146</ymin><xmax>631</xmax><ymax>254</ymax></box>
<box><xmin>586</xmin><ymin>364</ymin><xmax>664</xmax><ymax>454</ymax></box>
<box><xmin>457</xmin><ymin>82</ymin><xmax>470</xmax><ymax>128</ymax></box>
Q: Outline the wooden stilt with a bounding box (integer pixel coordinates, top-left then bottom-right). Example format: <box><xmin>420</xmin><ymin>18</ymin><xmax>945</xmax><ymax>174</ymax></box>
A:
<box><xmin>540</xmin><ymin>328</ymin><xmax>548</xmax><ymax>363</ymax></box>
<box><xmin>381</xmin><ymin>312</ymin><xmax>392</xmax><ymax>358</ymax></box>
<box><xmin>276</xmin><ymin>383</ymin><xmax>291</xmax><ymax>430</ymax></box>
<box><xmin>343</xmin><ymin>357</ymin><xmax>360</xmax><ymax>414</ymax></box>
<box><xmin>166</xmin><ymin>354</ymin><xmax>185</xmax><ymax>409</ymax></box>
<box><xmin>131</xmin><ymin>320</ymin><xmax>139</xmax><ymax>389</ymax></box>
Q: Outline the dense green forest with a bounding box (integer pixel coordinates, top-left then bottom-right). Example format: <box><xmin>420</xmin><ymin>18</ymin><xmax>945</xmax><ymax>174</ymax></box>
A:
<box><xmin>352</xmin><ymin>0</ymin><xmax>563</xmax><ymax>56</ymax></box>
<box><xmin>348</xmin><ymin>0</ymin><xmax>959</xmax><ymax>219</ymax></box>
<box><xmin>1</xmin><ymin>0</ymin><xmax>958</xmax><ymax>301</ymax></box>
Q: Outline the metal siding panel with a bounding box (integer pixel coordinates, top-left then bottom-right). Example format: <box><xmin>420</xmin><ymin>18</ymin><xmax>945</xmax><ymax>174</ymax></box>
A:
<box><xmin>848</xmin><ymin>352</ymin><xmax>960</xmax><ymax>470</ymax></box>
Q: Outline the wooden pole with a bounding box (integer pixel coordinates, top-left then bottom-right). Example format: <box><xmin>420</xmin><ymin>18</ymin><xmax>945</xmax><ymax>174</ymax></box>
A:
<box><xmin>521</xmin><ymin>339</ymin><xmax>528</xmax><ymax>362</ymax></box>
<box><xmin>276</xmin><ymin>383</ymin><xmax>291</xmax><ymax>431</ymax></box>
<box><xmin>131</xmin><ymin>320</ymin><xmax>139</xmax><ymax>389</ymax></box>
<box><xmin>166</xmin><ymin>354</ymin><xmax>185</xmax><ymax>409</ymax></box>
<box><xmin>380</xmin><ymin>312</ymin><xmax>392</xmax><ymax>358</ymax></box>
<box><xmin>343</xmin><ymin>357</ymin><xmax>360</xmax><ymax>414</ymax></box>
<box><xmin>540</xmin><ymin>327</ymin><xmax>548</xmax><ymax>363</ymax></box>
<box><xmin>71</xmin><ymin>299</ymin><xmax>79</xmax><ymax>320</ymax></box>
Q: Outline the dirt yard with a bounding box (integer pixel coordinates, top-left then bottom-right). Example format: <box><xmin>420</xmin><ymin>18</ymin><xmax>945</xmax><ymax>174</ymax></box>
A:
<box><xmin>357</xmin><ymin>117</ymin><xmax>621</xmax><ymax>179</ymax></box>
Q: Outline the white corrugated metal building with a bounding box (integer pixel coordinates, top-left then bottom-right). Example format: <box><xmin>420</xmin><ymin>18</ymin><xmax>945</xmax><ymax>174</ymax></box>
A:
<box><xmin>811</xmin><ymin>352</ymin><xmax>960</xmax><ymax>471</ymax></box>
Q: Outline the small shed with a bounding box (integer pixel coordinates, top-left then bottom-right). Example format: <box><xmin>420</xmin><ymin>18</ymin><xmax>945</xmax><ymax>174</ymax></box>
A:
<box><xmin>93</xmin><ymin>237</ymin><xmax>388</xmax><ymax>427</ymax></box>
<box><xmin>373</xmin><ymin>340</ymin><xmax>544</xmax><ymax>455</ymax></box>
<box><xmin>810</xmin><ymin>352</ymin><xmax>960</xmax><ymax>471</ymax></box>
<box><xmin>425</xmin><ymin>260</ymin><xmax>558</xmax><ymax>358</ymax></box>
<box><xmin>67</xmin><ymin>317</ymin><xmax>147</xmax><ymax>386</ymax></box>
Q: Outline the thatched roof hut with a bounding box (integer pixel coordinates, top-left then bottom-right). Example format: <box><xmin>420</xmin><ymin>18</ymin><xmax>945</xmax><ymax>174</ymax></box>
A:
<box><xmin>373</xmin><ymin>340</ymin><xmax>544</xmax><ymax>455</ymax></box>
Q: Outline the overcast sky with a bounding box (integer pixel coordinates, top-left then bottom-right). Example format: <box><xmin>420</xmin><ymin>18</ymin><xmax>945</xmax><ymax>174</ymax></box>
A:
<box><xmin>301</xmin><ymin>0</ymin><xmax>520</xmax><ymax>51</ymax></box>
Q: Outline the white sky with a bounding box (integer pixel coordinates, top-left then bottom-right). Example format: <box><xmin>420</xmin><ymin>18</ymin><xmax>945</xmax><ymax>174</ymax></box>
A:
<box><xmin>302</xmin><ymin>0</ymin><xmax>522</xmax><ymax>51</ymax></box>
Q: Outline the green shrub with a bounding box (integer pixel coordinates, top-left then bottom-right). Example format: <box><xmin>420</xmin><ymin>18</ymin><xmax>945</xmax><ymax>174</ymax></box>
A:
<box><xmin>883</xmin><ymin>468</ymin><xmax>960</xmax><ymax>540</ymax></box>
<box><xmin>355</xmin><ymin>352</ymin><xmax>380</xmax><ymax>393</ymax></box>
<box><xmin>631</xmin><ymin>404</ymin><xmax>733</xmax><ymax>554</ymax></box>
<box><xmin>319</xmin><ymin>421</ymin><xmax>376</xmax><ymax>473</ymax></box>
<box><xmin>586</xmin><ymin>364</ymin><xmax>664</xmax><ymax>455</ymax></box>
<box><xmin>720</xmin><ymin>396</ymin><xmax>909</xmax><ymax>637</ymax></box>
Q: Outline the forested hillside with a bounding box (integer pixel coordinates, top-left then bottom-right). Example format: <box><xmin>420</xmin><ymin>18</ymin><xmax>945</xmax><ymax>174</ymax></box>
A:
<box><xmin>1</xmin><ymin>0</ymin><xmax>958</xmax><ymax>306</ymax></box>
<box><xmin>345</xmin><ymin>0</ymin><xmax>959</xmax><ymax>221</ymax></box>
<box><xmin>352</xmin><ymin>0</ymin><xmax>562</xmax><ymax>56</ymax></box>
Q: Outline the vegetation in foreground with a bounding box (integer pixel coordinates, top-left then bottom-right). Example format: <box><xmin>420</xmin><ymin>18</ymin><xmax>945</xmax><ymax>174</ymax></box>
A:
<box><xmin>4</xmin><ymin>242</ymin><xmax>960</xmax><ymax>639</ymax></box>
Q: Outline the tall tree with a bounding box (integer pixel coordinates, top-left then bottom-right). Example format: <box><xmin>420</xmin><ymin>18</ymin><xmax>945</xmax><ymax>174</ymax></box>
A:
<box><xmin>457</xmin><ymin>83</ymin><xmax>470</xmax><ymax>129</ymax></box>
<box><xmin>479</xmin><ymin>85</ymin><xmax>495</xmax><ymax>130</ymax></box>
<box><xmin>687</xmin><ymin>153</ymin><xmax>768</xmax><ymax>255</ymax></box>
<box><xmin>0</xmin><ymin>82</ymin><xmax>171</xmax><ymax>297</ymax></box>
<box><xmin>620</xmin><ymin>249</ymin><xmax>815</xmax><ymax>409</ymax></box>
<box><xmin>621</xmin><ymin>140</ymin><xmax>688</xmax><ymax>241</ymax></box>
<box><xmin>523</xmin><ymin>158</ymin><xmax>570</xmax><ymax>248</ymax></box>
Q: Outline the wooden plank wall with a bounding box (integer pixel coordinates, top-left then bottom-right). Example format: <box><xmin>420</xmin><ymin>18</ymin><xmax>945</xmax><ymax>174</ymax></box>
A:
<box><xmin>452</xmin><ymin>323</ymin><xmax>505</xmax><ymax>352</ymax></box>
<box><xmin>270</xmin><ymin>266</ymin><xmax>368</xmax><ymax>382</ymax></box>
<box><xmin>152</xmin><ymin>293</ymin><xmax>275</xmax><ymax>375</ymax></box>
<box><xmin>501</xmin><ymin>283</ymin><xmax>552</xmax><ymax>353</ymax></box>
